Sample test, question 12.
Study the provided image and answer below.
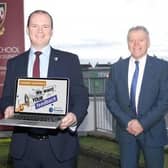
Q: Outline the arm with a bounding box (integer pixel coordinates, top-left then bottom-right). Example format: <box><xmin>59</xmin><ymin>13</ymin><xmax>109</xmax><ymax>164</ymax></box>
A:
<box><xmin>0</xmin><ymin>59</ymin><xmax>16</xmax><ymax>113</ymax></box>
<box><xmin>59</xmin><ymin>54</ymin><xmax>89</xmax><ymax>130</ymax></box>
<box><xmin>139</xmin><ymin>62</ymin><xmax>168</xmax><ymax>131</ymax></box>
<box><xmin>105</xmin><ymin>65</ymin><xmax>132</xmax><ymax>129</ymax></box>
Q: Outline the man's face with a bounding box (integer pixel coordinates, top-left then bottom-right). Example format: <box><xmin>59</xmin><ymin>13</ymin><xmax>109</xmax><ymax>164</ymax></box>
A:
<box><xmin>128</xmin><ymin>30</ymin><xmax>150</xmax><ymax>59</ymax></box>
<box><xmin>27</xmin><ymin>13</ymin><xmax>53</xmax><ymax>49</ymax></box>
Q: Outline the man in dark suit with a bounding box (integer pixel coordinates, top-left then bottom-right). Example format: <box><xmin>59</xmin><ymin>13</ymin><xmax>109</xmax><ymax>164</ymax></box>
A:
<box><xmin>105</xmin><ymin>26</ymin><xmax>168</xmax><ymax>168</ymax></box>
<box><xmin>0</xmin><ymin>10</ymin><xmax>89</xmax><ymax>168</ymax></box>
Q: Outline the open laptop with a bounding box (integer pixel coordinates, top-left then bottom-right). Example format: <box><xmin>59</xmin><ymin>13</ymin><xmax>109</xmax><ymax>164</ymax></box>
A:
<box><xmin>0</xmin><ymin>77</ymin><xmax>69</xmax><ymax>129</ymax></box>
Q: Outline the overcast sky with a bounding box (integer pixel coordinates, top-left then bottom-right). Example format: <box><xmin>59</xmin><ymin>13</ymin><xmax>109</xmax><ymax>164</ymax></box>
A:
<box><xmin>24</xmin><ymin>0</ymin><xmax>168</xmax><ymax>66</ymax></box>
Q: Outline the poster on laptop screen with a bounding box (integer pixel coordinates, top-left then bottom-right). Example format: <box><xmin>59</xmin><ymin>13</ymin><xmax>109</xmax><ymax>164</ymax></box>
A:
<box><xmin>15</xmin><ymin>78</ymin><xmax>69</xmax><ymax>115</ymax></box>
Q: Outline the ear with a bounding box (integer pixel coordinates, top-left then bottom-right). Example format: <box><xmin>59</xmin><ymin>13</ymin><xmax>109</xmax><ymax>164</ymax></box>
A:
<box><xmin>148</xmin><ymin>40</ymin><xmax>150</xmax><ymax>48</ymax></box>
<box><xmin>26</xmin><ymin>27</ymin><xmax>29</xmax><ymax>35</ymax></box>
<box><xmin>50</xmin><ymin>29</ymin><xmax>53</xmax><ymax>37</ymax></box>
<box><xmin>147</xmin><ymin>37</ymin><xmax>150</xmax><ymax>48</ymax></box>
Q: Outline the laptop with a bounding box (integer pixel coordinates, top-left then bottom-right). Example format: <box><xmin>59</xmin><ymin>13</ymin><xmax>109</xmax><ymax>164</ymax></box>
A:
<box><xmin>0</xmin><ymin>77</ymin><xmax>69</xmax><ymax>129</ymax></box>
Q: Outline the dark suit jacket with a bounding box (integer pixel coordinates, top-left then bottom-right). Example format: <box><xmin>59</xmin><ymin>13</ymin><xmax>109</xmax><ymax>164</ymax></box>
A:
<box><xmin>105</xmin><ymin>55</ymin><xmax>168</xmax><ymax>147</ymax></box>
<box><xmin>0</xmin><ymin>47</ymin><xmax>89</xmax><ymax>161</ymax></box>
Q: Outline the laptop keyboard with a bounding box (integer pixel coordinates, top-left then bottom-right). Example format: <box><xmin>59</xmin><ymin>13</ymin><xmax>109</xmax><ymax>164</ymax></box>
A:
<box><xmin>13</xmin><ymin>114</ymin><xmax>61</xmax><ymax>122</ymax></box>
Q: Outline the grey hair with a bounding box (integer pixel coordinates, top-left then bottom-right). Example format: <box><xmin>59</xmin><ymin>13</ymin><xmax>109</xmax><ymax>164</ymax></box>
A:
<box><xmin>127</xmin><ymin>26</ymin><xmax>149</xmax><ymax>41</ymax></box>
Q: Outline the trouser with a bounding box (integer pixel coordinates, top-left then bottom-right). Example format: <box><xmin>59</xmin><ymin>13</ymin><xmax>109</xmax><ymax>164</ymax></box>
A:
<box><xmin>13</xmin><ymin>135</ymin><xmax>77</xmax><ymax>168</ymax></box>
<box><xmin>119</xmin><ymin>135</ymin><xmax>164</xmax><ymax>168</ymax></box>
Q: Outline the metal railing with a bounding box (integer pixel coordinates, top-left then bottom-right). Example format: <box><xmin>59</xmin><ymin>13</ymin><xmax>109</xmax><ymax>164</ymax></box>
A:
<box><xmin>82</xmin><ymin>66</ymin><xmax>116</xmax><ymax>136</ymax></box>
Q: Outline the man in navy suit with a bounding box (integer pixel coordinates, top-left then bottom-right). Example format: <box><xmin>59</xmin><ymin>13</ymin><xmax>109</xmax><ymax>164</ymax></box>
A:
<box><xmin>105</xmin><ymin>26</ymin><xmax>168</xmax><ymax>168</ymax></box>
<box><xmin>0</xmin><ymin>10</ymin><xmax>89</xmax><ymax>168</ymax></box>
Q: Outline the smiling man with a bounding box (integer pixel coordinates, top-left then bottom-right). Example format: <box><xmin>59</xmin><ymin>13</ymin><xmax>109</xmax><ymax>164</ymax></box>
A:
<box><xmin>105</xmin><ymin>26</ymin><xmax>168</xmax><ymax>168</ymax></box>
<box><xmin>0</xmin><ymin>10</ymin><xmax>89</xmax><ymax>168</ymax></box>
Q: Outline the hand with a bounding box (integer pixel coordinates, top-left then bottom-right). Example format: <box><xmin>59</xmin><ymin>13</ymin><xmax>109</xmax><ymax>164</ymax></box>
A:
<box><xmin>127</xmin><ymin>119</ymin><xmax>144</xmax><ymax>136</ymax></box>
<box><xmin>4</xmin><ymin>106</ymin><xmax>14</xmax><ymax>119</ymax></box>
<box><xmin>127</xmin><ymin>120</ymin><xmax>137</xmax><ymax>135</ymax></box>
<box><xmin>59</xmin><ymin>112</ymin><xmax>77</xmax><ymax>130</ymax></box>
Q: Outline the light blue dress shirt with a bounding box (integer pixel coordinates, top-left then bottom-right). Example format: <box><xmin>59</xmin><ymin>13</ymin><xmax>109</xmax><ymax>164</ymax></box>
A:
<box><xmin>27</xmin><ymin>45</ymin><xmax>51</xmax><ymax>77</ymax></box>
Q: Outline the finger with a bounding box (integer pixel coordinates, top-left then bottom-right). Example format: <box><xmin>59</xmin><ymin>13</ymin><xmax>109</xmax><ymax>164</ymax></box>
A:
<box><xmin>59</xmin><ymin>122</ymin><xmax>68</xmax><ymax>130</ymax></box>
<box><xmin>62</xmin><ymin>114</ymin><xmax>75</xmax><ymax>125</ymax></box>
<box><xmin>4</xmin><ymin>106</ymin><xmax>14</xmax><ymax>118</ymax></box>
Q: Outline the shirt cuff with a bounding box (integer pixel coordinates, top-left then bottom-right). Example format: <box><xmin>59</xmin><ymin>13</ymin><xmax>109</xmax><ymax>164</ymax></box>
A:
<box><xmin>69</xmin><ymin>125</ymin><xmax>77</xmax><ymax>132</ymax></box>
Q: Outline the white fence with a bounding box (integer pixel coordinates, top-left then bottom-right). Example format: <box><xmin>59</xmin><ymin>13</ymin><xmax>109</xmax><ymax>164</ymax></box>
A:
<box><xmin>78</xmin><ymin>66</ymin><xmax>116</xmax><ymax>136</ymax></box>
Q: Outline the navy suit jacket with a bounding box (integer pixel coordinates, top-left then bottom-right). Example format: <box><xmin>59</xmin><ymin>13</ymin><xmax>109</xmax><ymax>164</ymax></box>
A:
<box><xmin>105</xmin><ymin>55</ymin><xmax>168</xmax><ymax>147</ymax></box>
<box><xmin>0</xmin><ymin>47</ymin><xmax>89</xmax><ymax>161</ymax></box>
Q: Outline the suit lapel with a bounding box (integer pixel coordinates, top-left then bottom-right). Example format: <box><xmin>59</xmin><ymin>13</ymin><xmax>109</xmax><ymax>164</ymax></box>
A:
<box><xmin>138</xmin><ymin>56</ymin><xmax>155</xmax><ymax>112</ymax></box>
<box><xmin>47</xmin><ymin>49</ymin><xmax>60</xmax><ymax>77</ymax></box>
<box><xmin>17</xmin><ymin>51</ymin><xmax>29</xmax><ymax>76</ymax></box>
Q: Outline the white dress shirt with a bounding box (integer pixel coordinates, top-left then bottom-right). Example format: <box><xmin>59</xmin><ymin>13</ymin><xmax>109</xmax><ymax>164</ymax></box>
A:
<box><xmin>128</xmin><ymin>55</ymin><xmax>147</xmax><ymax>112</ymax></box>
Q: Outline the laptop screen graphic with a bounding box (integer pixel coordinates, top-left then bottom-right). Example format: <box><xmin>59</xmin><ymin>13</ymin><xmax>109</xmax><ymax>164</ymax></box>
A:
<box><xmin>15</xmin><ymin>78</ymin><xmax>69</xmax><ymax>115</ymax></box>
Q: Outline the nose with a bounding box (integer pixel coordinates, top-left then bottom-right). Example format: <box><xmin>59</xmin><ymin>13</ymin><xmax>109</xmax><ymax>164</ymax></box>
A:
<box><xmin>38</xmin><ymin>26</ymin><xmax>43</xmax><ymax>32</ymax></box>
<box><xmin>133</xmin><ymin>40</ymin><xmax>139</xmax><ymax>46</ymax></box>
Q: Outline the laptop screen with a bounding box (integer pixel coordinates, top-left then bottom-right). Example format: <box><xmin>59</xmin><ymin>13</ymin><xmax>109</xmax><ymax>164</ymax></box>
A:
<box><xmin>14</xmin><ymin>78</ymin><xmax>69</xmax><ymax>115</ymax></box>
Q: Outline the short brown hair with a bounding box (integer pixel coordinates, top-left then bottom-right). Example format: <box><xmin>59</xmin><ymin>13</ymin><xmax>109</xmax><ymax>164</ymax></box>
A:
<box><xmin>27</xmin><ymin>10</ymin><xmax>53</xmax><ymax>29</ymax></box>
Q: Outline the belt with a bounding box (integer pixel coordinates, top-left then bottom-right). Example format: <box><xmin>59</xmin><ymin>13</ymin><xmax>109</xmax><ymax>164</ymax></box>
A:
<box><xmin>28</xmin><ymin>133</ymin><xmax>49</xmax><ymax>140</ymax></box>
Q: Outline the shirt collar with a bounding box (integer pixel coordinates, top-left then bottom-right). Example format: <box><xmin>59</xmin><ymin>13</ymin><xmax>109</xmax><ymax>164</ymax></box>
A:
<box><xmin>30</xmin><ymin>45</ymin><xmax>51</xmax><ymax>56</ymax></box>
<box><xmin>130</xmin><ymin>54</ymin><xmax>147</xmax><ymax>65</ymax></box>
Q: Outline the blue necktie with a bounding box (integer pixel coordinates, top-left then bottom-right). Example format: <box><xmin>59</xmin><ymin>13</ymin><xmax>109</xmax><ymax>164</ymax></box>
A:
<box><xmin>130</xmin><ymin>61</ymin><xmax>139</xmax><ymax>114</ymax></box>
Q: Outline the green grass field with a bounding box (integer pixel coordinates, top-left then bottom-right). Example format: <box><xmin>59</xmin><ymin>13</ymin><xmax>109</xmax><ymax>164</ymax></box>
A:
<box><xmin>80</xmin><ymin>135</ymin><xmax>168</xmax><ymax>167</ymax></box>
<box><xmin>1</xmin><ymin>136</ymin><xmax>168</xmax><ymax>168</ymax></box>
<box><xmin>0</xmin><ymin>138</ymin><xmax>12</xmax><ymax>168</ymax></box>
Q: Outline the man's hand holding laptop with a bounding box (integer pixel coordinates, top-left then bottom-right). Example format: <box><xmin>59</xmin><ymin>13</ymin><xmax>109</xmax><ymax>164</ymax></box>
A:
<box><xmin>59</xmin><ymin>112</ymin><xmax>77</xmax><ymax>130</ymax></box>
<box><xmin>4</xmin><ymin>106</ymin><xmax>77</xmax><ymax>130</ymax></box>
<box><xmin>4</xmin><ymin>106</ymin><xmax>14</xmax><ymax>119</ymax></box>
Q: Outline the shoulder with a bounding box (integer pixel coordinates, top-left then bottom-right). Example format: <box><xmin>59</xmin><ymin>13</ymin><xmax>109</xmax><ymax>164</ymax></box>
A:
<box><xmin>7</xmin><ymin>50</ymin><xmax>29</xmax><ymax>64</ymax></box>
<box><xmin>148</xmin><ymin>55</ymin><xmax>168</xmax><ymax>67</ymax></box>
<box><xmin>110</xmin><ymin>57</ymin><xmax>129</xmax><ymax>69</ymax></box>
<box><xmin>51</xmin><ymin>48</ymin><xmax>78</xmax><ymax>58</ymax></box>
<box><xmin>50</xmin><ymin>48</ymin><xmax>80</xmax><ymax>66</ymax></box>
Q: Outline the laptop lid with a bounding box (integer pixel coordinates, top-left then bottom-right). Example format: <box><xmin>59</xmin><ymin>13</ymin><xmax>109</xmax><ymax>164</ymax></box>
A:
<box><xmin>14</xmin><ymin>77</ymin><xmax>69</xmax><ymax>116</ymax></box>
